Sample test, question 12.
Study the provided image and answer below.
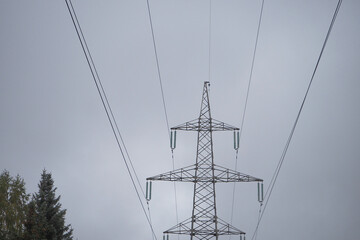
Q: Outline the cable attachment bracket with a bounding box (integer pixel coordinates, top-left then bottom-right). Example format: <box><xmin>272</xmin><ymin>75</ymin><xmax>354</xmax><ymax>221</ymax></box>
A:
<box><xmin>240</xmin><ymin>233</ymin><xmax>246</xmax><ymax>240</ymax></box>
<box><xmin>163</xmin><ymin>233</ymin><xmax>169</xmax><ymax>240</ymax></box>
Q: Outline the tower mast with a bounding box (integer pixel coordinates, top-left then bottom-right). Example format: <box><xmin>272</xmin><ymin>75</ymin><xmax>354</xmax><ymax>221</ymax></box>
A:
<box><xmin>148</xmin><ymin>82</ymin><xmax>263</xmax><ymax>240</ymax></box>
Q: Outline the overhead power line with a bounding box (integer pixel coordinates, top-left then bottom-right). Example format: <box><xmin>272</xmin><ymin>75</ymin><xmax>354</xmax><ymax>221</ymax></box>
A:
<box><xmin>230</xmin><ymin>0</ymin><xmax>265</xmax><ymax>227</ymax></box>
<box><xmin>251</xmin><ymin>1</ymin><xmax>343</xmax><ymax>239</ymax></box>
<box><xmin>208</xmin><ymin>0</ymin><xmax>212</xmax><ymax>82</ymax></box>
<box><xmin>146</xmin><ymin>0</ymin><xmax>171</xmax><ymax>135</ymax></box>
<box><xmin>64</xmin><ymin>1</ymin><xmax>157</xmax><ymax>239</ymax></box>
<box><xmin>146</xmin><ymin>0</ymin><xmax>180</xmax><ymax>227</ymax></box>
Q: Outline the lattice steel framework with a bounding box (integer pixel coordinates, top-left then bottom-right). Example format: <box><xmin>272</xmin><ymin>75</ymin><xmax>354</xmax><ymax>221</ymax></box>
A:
<box><xmin>147</xmin><ymin>82</ymin><xmax>263</xmax><ymax>240</ymax></box>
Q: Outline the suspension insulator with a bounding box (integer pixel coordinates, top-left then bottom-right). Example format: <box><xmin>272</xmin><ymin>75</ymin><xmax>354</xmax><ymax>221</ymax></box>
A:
<box><xmin>257</xmin><ymin>182</ymin><xmax>264</xmax><ymax>203</ymax></box>
<box><xmin>149</xmin><ymin>181</ymin><xmax>152</xmax><ymax>200</ymax></box>
<box><xmin>170</xmin><ymin>130</ymin><xmax>177</xmax><ymax>150</ymax></box>
<box><xmin>146</xmin><ymin>181</ymin><xmax>152</xmax><ymax>201</ymax></box>
<box><xmin>163</xmin><ymin>235</ymin><xmax>165</xmax><ymax>240</ymax></box>
<box><xmin>167</xmin><ymin>234</ymin><xmax>169</xmax><ymax>240</ymax></box>
<box><xmin>234</xmin><ymin>130</ymin><xmax>240</xmax><ymax>150</ymax></box>
<box><xmin>146</xmin><ymin>181</ymin><xmax>148</xmax><ymax>200</ymax></box>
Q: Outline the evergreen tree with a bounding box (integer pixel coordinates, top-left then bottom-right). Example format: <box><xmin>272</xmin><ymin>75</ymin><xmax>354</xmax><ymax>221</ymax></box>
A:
<box><xmin>0</xmin><ymin>170</ymin><xmax>29</xmax><ymax>240</ymax></box>
<box><xmin>23</xmin><ymin>200</ymin><xmax>40</xmax><ymax>240</ymax></box>
<box><xmin>25</xmin><ymin>170</ymin><xmax>73</xmax><ymax>240</ymax></box>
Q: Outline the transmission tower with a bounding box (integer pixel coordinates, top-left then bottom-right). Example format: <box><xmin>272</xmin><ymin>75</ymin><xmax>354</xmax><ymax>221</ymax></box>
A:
<box><xmin>147</xmin><ymin>82</ymin><xmax>263</xmax><ymax>240</ymax></box>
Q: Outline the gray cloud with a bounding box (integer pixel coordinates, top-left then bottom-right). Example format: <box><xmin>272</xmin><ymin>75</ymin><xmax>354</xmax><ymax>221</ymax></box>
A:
<box><xmin>0</xmin><ymin>0</ymin><xmax>359</xmax><ymax>239</ymax></box>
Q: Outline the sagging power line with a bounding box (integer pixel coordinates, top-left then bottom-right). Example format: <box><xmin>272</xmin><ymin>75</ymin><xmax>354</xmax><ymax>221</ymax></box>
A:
<box><xmin>146</xmin><ymin>0</ymin><xmax>180</xmax><ymax>228</ymax></box>
<box><xmin>64</xmin><ymin>1</ymin><xmax>342</xmax><ymax>240</ymax></box>
<box><xmin>251</xmin><ymin>0</ymin><xmax>343</xmax><ymax>239</ymax></box>
<box><xmin>230</xmin><ymin>0</ymin><xmax>265</xmax><ymax>229</ymax></box>
<box><xmin>65</xmin><ymin>1</ymin><xmax>157</xmax><ymax>239</ymax></box>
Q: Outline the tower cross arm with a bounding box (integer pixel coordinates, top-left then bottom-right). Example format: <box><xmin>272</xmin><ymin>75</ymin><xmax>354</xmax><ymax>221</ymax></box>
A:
<box><xmin>171</xmin><ymin>118</ymin><xmax>239</xmax><ymax>132</ymax></box>
<box><xmin>147</xmin><ymin>165</ymin><xmax>196</xmax><ymax>182</ymax></box>
<box><xmin>213</xmin><ymin>164</ymin><xmax>263</xmax><ymax>182</ymax></box>
<box><xmin>146</xmin><ymin>164</ymin><xmax>262</xmax><ymax>183</ymax></box>
<box><xmin>164</xmin><ymin>217</ymin><xmax>246</xmax><ymax>236</ymax></box>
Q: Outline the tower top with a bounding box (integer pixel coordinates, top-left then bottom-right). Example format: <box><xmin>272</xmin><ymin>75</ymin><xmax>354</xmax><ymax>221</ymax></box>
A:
<box><xmin>171</xmin><ymin>82</ymin><xmax>239</xmax><ymax>132</ymax></box>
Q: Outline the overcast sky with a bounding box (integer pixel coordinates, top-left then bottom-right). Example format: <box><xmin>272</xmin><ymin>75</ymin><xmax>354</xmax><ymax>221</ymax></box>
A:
<box><xmin>1</xmin><ymin>0</ymin><xmax>360</xmax><ymax>240</ymax></box>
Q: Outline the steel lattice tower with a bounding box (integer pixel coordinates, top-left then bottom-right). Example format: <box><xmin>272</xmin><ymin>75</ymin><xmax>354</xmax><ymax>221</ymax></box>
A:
<box><xmin>148</xmin><ymin>82</ymin><xmax>263</xmax><ymax>240</ymax></box>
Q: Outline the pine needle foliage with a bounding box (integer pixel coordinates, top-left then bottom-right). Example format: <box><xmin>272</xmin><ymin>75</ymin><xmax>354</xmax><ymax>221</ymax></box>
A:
<box><xmin>24</xmin><ymin>170</ymin><xmax>73</xmax><ymax>240</ymax></box>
